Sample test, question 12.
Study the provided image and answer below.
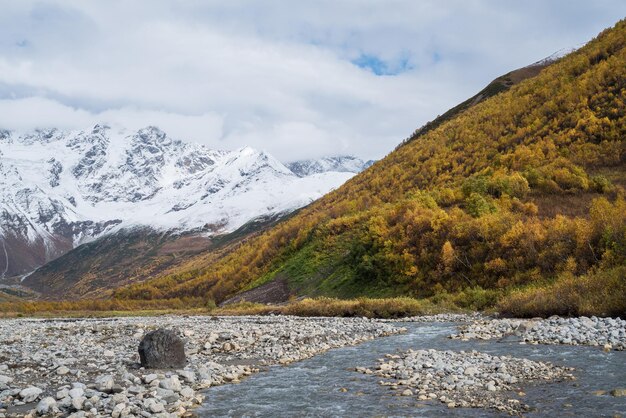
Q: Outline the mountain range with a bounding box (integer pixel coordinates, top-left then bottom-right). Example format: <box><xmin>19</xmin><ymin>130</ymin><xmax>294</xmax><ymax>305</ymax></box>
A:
<box><xmin>0</xmin><ymin>125</ymin><xmax>370</xmax><ymax>283</ymax></box>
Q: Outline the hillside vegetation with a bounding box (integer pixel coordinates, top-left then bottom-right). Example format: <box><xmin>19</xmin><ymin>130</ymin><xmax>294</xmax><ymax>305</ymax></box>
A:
<box><xmin>115</xmin><ymin>20</ymin><xmax>626</xmax><ymax>316</ymax></box>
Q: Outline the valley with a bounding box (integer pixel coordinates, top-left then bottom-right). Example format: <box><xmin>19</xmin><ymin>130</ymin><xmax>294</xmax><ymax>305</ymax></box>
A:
<box><xmin>0</xmin><ymin>8</ymin><xmax>625</xmax><ymax>418</ymax></box>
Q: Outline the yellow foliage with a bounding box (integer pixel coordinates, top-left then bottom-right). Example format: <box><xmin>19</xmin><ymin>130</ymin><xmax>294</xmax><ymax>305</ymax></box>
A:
<box><xmin>114</xmin><ymin>20</ymin><xmax>626</xmax><ymax>304</ymax></box>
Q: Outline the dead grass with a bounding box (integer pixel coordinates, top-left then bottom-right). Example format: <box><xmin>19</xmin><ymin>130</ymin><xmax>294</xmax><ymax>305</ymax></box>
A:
<box><xmin>0</xmin><ymin>297</ymin><xmax>207</xmax><ymax>317</ymax></box>
<box><xmin>0</xmin><ymin>309</ymin><xmax>207</xmax><ymax>319</ymax></box>
<box><xmin>498</xmin><ymin>266</ymin><xmax>626</xmax><ymax>317</ymax></box>
<box><xmin>214</xmin><ymin>297</ymin><xmax>459</xmax><ymax>318</ymax></box>
<box><xmin>0</xmin><ymin>296</ymin><xmax>453</xmax><ymax>319</ymax></box>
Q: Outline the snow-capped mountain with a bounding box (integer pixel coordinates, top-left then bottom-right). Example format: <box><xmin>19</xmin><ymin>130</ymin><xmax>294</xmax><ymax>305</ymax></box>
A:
<box><xmin>0</xmin><ymin>125</ymin><xmax>360</xmax><ymax>278</ymax></box>
<box><xmin>287</xmin><ymin>156</ymin><xmax>374</xmax><ymax>177</ymax></box>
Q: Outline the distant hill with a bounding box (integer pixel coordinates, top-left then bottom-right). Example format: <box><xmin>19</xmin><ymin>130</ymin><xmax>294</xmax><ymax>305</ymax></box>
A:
<box><xmin>116</xmin><ymin>20</ymin><xmax>626</xmax><ymax>313</ymax></box>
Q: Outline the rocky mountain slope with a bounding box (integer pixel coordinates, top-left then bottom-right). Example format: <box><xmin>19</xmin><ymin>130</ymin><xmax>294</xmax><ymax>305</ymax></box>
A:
<box><xmin>116</xmin><ymin>20</ymin><xmax>626</xmax><ymax>310</ymax></box>
<box><xmin>0</xmin><ymin>126</ymin><xmax>361</xmax><ymax>280</ymax></box>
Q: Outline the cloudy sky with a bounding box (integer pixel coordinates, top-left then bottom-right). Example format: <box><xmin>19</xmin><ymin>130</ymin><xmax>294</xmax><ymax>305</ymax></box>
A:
<box><xmin>0</xmin><ymin>1</ymin><xmax>624</xmax><ymax>161</ymax></box>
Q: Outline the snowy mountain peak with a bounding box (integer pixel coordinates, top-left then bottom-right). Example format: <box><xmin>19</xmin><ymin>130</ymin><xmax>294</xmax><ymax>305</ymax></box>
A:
<box><xmin>287</xmin><ymin>155</ymin><xmax>374</xmax><ymax>177</ymax></box>
<box><xmin>0</xmin><ymin>125</ymin><xmax>358</xmax><ymax>278</ymax></box>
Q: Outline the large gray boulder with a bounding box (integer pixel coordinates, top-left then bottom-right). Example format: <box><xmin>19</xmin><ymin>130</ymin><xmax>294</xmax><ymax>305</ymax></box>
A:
<box><xmin>138</xmin><ymin>329</ymin><xmax>186</xmax><ymax>369</ymax></box>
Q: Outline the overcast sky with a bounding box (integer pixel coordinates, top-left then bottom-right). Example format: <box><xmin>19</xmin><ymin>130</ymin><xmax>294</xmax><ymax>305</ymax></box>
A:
<box><xmin>0</xmin><ymin>1</ymin><xmax>624</xmax><ymax>161</ymax></box>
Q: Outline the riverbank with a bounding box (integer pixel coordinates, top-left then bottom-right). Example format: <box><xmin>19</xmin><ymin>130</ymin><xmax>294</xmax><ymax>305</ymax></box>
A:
<box><xmin>0</xmin><ymin>316</ymin><xmax>400</xmax><ymax>417</ymax></box>
<box><xmin>2</xmin><ymin>313</ymin><xmax>625</xmax><ymax>417</ymax></box>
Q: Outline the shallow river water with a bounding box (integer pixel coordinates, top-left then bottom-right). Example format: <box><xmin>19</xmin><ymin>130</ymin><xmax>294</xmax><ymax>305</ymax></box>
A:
<box><xmin>199</xmin><ymin>322</ymin><xmax>626</xmax><ymax>417</ymax></box>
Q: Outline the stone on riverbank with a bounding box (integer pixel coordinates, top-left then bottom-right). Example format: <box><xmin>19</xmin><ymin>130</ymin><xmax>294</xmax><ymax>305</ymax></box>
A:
<box><xmin>138</xmin><ymin>329</ymin><xmax>186</xmax><ymax>369</ymax></box>
<box><xmin>36</xmin><ymin>397</ymin><xmax>56</xmax><ymax>415</ymax></box>
<box><xmin>19</xmin><ymin>387</ymin><xmax>43</xmax><ymax>403</ymax></box>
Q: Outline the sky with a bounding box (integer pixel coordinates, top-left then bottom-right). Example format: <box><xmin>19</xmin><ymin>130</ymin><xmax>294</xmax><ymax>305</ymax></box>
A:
<box><xmin>0</xmin><ymin>1</ymin><xmax>624</xmax><ymax>161</ymax></box>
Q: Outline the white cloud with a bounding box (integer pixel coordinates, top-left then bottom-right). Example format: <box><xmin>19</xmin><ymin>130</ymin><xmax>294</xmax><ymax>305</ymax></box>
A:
<box><xmin>0</xmin><ymin>97</ymin><xmax>93</xmax><ymax>130</ymax></box>
<box><xmin>0</xmin><ymin>0</ymin><xmax>624</xmax><ymax>161</ymax></box>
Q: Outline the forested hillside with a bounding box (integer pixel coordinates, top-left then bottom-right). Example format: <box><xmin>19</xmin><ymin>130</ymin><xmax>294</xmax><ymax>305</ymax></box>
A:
<box><xmin>115</xmin><ymin>20</ymin><xmax>626</xmax><ymax>315</ymax></box>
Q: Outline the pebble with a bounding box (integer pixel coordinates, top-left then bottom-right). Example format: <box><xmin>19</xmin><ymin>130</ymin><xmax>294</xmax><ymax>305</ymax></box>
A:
<box><xmin>0</xmin><ymin>375</ymin><xmax>13</xmax><ymax>388</ymax></box>
<box><xmin>159</xmin><ymin>376</ymin><xmax>182</xmax><ymax>392</ymax></box>
<box><xmin>36</xmin><ymin>397</ymin><xmax>56</xmax><ymax>415</ymax></box>
<box><xmin>142</xmin><ymin>374</ymin><xmax>158</xmax><ymax>384</ymax></box>
<box><xmin>19</xmin><ymin>387</ymin><xmax>42</xmax><ymax>403</ymax></box>
<box><xmin>68</xmin><ymin>388</ymin><xmax>83</xmax><ymax>399</ymax></box>
<box><xmin>94</xmin><ymin>375</ymin><xmax>114</xmax><ymax>393</ymax></box>
<box><xmin>55</xmin><ymin>366</ymin><xmax>70</xmax><ymax>376</ymax></box>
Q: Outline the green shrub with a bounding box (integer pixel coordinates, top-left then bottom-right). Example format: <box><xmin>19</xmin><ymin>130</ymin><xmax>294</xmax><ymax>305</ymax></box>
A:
<box><xmin>452</xmin><ymin>287</ymin><xmax>500</xmax><ymax>311</ymax></box>
<box><xmin>465</xmin><ymin>193</ymin><xmax>497</xmax><ymax>217</ymax></box>
<box><xmin>590</xmin><ymin>175</ymin><xmax>612</xmax><ymax>193</ymax></box>
<box><xmin>205</xmin><ymin>299</ymin><xmax>217</xmax><ymax>311</ymax></box>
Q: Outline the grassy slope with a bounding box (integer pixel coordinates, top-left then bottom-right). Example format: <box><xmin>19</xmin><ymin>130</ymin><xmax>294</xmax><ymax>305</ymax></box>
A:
<box><xmin>115</xmin><ymin>20</ymin><xmax>626</xmax><ymax>315</ymax></box>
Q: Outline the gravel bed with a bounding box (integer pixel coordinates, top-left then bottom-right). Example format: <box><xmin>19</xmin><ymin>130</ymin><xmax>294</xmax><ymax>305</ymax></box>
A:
<box><xmin>0</xmin><ymin>315</ymin><xmax>401</xmax><ymax>417</ymax></box>
<box><xmin>451</xmin><ymin>316</ymin><xmax>626</xmax><ymax>350</ymax></box>
<box><xmin>356</xmin><ymin>348</ymin><xmax>574</xmax><ymax>415</ymax></box>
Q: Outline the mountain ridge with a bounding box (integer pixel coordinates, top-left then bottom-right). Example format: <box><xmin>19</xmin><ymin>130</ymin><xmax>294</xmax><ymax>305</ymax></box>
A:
<box><xmin>0</xmin><ymin>125</ymin><xmax>363</xmax><ymax>279</ymax></box>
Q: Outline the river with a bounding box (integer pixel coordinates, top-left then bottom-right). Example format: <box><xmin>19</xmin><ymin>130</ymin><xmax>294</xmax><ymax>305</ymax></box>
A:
<box><xmin>199</xmin><ymin>321</ymin><xmax>626</xmax><ymax>417</ymax></box>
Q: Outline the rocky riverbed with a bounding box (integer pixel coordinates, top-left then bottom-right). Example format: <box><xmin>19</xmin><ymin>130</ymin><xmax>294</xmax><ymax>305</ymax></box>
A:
<box><xmin>452</xmin><ymin>316</ymin><xmax>626</xmax><ymax>350</ymax></box>
<box><xmin>0</xmin><ymin>315</ymin><xmax>400</xmax><ymax>417</ymax></box>
<box><xmin>356</xmin><ymin>348</ymin><xmax>575</xmax><ymax>415</ymax></box>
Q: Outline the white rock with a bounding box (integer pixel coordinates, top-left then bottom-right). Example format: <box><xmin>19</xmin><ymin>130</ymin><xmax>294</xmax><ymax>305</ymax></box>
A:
<box><xmin>20</xmin><ymin>386</ymin><xmax>43</xmax><ymax>402</ymax></box>
<box><xmin>463</xmin><ymin>366</ymin><xmax>478</xmax><ymax>376</ymax></box>
<box><xmin>68</xmin><ymin>387</ymin><xmax>84</xmax><ymax>399</ymax></box>
<box><xmin>56</xmin><ymin>388</ymin><xmax>69</xmax><ymax>400</ymax></box>
<box><xmin>177</xmin><ymin>370</ymin><xmax>196</xmax><ymax>383</ymax></box>
<box><xmin>72</xmin><ymin>396</ymin><xmax>85</xmax><ymax>411</ymax></box>
<box><xmin>94</xmin><ymin>375</ymin><xmax>115</xmax><ymax>392</ymax></box>
<box><xmin>58</xmin><ymin>396</ymin><xmax>72</xmax><ymax>408</ymax></box>
<box><xmin>159</xmin><ymin>376</ymin><xmax>182</xmax><ymax>392</ymax></box>
<box><xmin>146</xmin><ymin>399</ymin><xmax>165</xmax><ymax>413</ymax></box>
<box><xmin>111</xmin><ymin>403</ymin><xmax>125</xmax><ymax>418</ymax></box>
<box><xmin>109</xmin><ymin>393</ymin><xmax>129</xmax><ymax>406</ymax></box>
<box><xmin>36</xmin><ymin>397</ymin><xmax>57</xmax><ymax>415</ymax></box>
<box><xmin>179</xmin><ymin>387</ymin><xmax>194</xmax><ymax>399</ymax></box>
<box><xmin>143</xmin><ymin>374</ymin><xmax>158</xmax><ymax>384</ymax></box>
<box><xmin>56</xmin><ymin>366</ymin><xmax>70</xmax><ymax>375</ymax></box>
